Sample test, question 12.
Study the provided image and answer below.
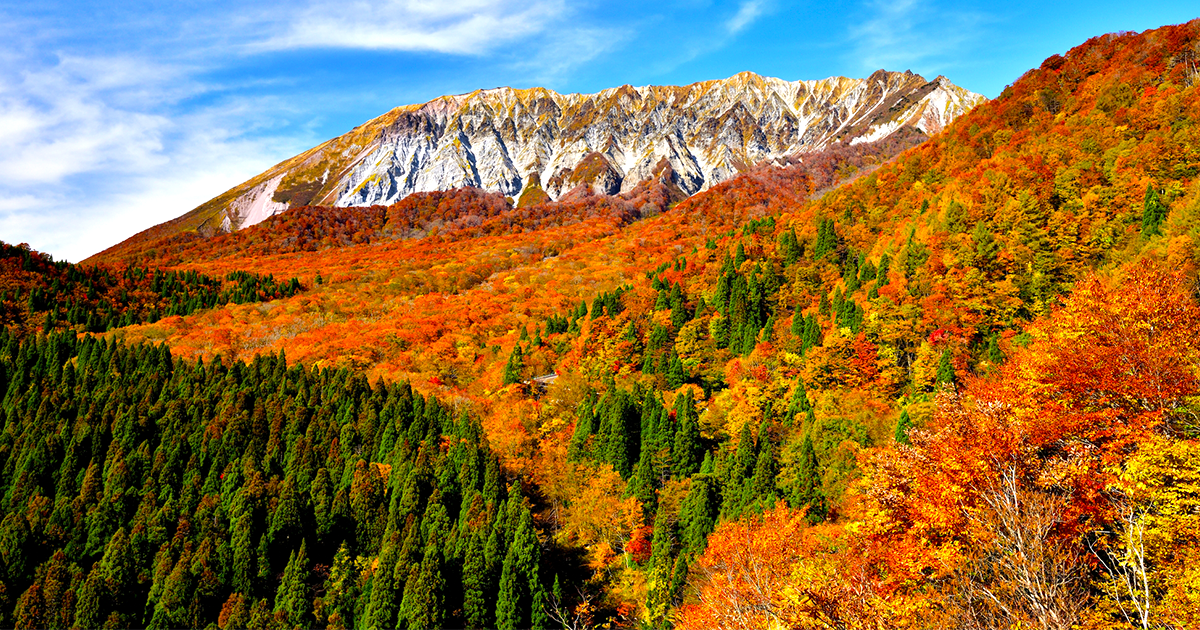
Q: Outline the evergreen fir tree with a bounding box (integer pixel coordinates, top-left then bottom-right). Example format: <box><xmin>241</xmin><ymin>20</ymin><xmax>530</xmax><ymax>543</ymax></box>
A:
<box><xmin>671</xmin><ymin>392</ymin><xmax>702</xmax><ymax>477</ymax></box>
<box><xmin>791</xmin><ymin>434</ymin><xmax>826</xmax><ymax>523</ymax></box>
<box><xmin>895</xmin><ymin>409</ymin><xmax>913</xmax><ymax>445</ymax></box>
<box><xmin>502</xmin><ymin>345</ymin><xmax>525</xmax><ymax>385</ymax></box>
<box><xmin>400</xmin><ymin>545</ymin><xmax>445</xmax><ymax>630</ymax></box>
<box><xmin>496</xmin><ymin>510</ymin><xmax>541</xmax><ymax>630</ymax></box>
<box><xmin>73</xmin><ymin>568</ymin><xmax>105</xmax><ymax>630</ymax></box>
<box><xmin>972</xmin><ymin>221</ymin><xmax>1000</xmax><ymax>269</ymax></box>
<box><xmin>622</xmin><ymin>321</ymin><xmax>638</xmax><ymax>343</ymax></box>
<box><xmin>739</xmin><ymin>320</ymin><xmax>757</xmax><ymax>355</ymax></box>
<box><xmin>785</xmin><ymin>381</ymin><xmax>812</xmax><ymax>428</ymax></box>
<box><xmin>1141</xmin><ymin>183</ymin><xmax>1168</xmax><ymax>236</ymax></box>
<box><xmin>903</xmin><ymin>229</ymin><xmax>928</xmax><ymax>280</ymax></box>
<box><xmin>645</xmin><ymin>513</ymin><xmax>677</xmax><ymax>628</ymax></box>
<box><xmin>601</xmin><ymin>390</ymin><xmax>639</xmax><ymax>478</ymax></box>
<box><xmin>679</xmin><ymin>476</ymin><xmax>718</xmax><ymax>556</ymax></box>
<box><xmin>764</xmin><ymin>313</ymin><xmax>778</xmax><ymax>343</ymax></box>
<box><xmin>801</xmin><ymin>315</ymin><xmax>821</xmax><ymax>354</ymax></box>
<box><xmin>781</xmin><ymin>228</ymin><xmax>801</xmax><ymax>266</ymax></box>
<box><xmin>667</xmin><ymin>555</ymin><xmax>690</xmax><ymax>611</ymax></box>
<box><xmin>710</xmin><ymin>313</ymin><xmax>730</xmax><ymax>349</ymax></box>
<box><xmin>274</xmin><ymin>542</ymin><xmax>311</xmax><ymax>627</ymax></box>
<box><xmin>230</xmin><ymin>509</ymin><xmax>256</xmax><ymax>594</ymax></box>
<box><xmin>735</xmin><ymin>421</ymin><xmax>756</xmax><ymax>482</ymax></box>
<box><xmin>813</xmin><ymin>218</ymin><xmax>837</xmax><ymax>260</ymax></box>
<box><xmin>665</xmin><ymin>351</ymin><xmax>685</xmax><ymax>389</ymax></box>
<box><xmin>750</xmin><ymin>443</ymin><xmax>777</xmax><ymax>509</ymax></box>
<box><xmin>365</xmin><ymin>534</ymin><xmax>402</xmax><ymax>629</ymax></box>
<box><xmin>987</xmin><ymin>334</ymin><xmax>1005</xmax><ymax>365</ymax></box>
<box><xmin>568</xmin><ymin>399</ymin><xmax>597</xmax><ymax>461</ymax></box>
<box><xmin>936</xmin><ymin>349</ymin><xmax>955</xmax><ymax>385</ymax></box>
<box><xmin>628</xmin><ymin>447</ymin><xmax>659</xmax><ymax>519</ymax></box>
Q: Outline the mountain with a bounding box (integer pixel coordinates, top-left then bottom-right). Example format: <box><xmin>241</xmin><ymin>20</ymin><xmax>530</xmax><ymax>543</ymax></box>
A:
<box><xmin>6</xmin><ymin>19</ymin><xmax>1200</xmax><ymax>630</ymax></box>
<box><xmin>104</xmin><ymin>70</ymin><xmax>982</xmax><ymax>245</ymax></box>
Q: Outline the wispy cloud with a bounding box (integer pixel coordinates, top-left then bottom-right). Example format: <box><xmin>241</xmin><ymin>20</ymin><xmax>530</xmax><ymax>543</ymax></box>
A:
<box><xmin>0</xmin><ymin>52</ymin><xmax>314</xmax><ymax>261</ymax></box>
<box><xmin>257</xmin><ymin>0</ymin><xmax>566</xmax><ymax>54</ymax></box>
<box><xmin>511</xmin><ymin>27</ymin><xmax>632</xmax><ymax>86</ymax></box>
<box><xmin>0</xmin><ymin>56</ymin><xmax>174</xmax><ymax>185</ymax></box>
<box><xmin>727</xmin><ymin>0</ymin><xmax>766</xmax><ymax>35</ymax></box>
<box><xmin>849</xmin><ymin>0</ymin><xmax>989</xmax><ymax>75</ymax></box>
<box><xmin>645</xmin><ymin>0</ymin><xmax>775</xmax><ymax>77</ymax></box>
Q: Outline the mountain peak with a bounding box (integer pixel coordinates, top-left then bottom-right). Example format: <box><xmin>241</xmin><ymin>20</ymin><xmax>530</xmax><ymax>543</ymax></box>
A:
<box><xmin>102</xmin><ymin>70</ymin><xmax>985</xmax><ymax>248</ymax></box>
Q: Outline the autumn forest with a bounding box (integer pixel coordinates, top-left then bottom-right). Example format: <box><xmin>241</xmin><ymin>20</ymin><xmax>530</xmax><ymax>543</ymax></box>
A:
<box><xmin>3</xmin><ymin>19</ymin><xmax>1200</xmax><ymax>630</ymax></box>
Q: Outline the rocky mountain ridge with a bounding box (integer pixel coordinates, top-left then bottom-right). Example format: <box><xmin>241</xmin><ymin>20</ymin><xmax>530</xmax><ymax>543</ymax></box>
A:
<box><xmin>128</xmin><ymin>70</ymin><xmax>986</xmax><ymax>238</ymax></box>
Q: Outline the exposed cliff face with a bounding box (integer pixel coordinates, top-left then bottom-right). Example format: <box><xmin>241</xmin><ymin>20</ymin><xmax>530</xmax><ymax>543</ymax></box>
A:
<box><xmin>160</xmin><ymin>70</ymin><xmax>986</xmax><ymax>234</ymax></box>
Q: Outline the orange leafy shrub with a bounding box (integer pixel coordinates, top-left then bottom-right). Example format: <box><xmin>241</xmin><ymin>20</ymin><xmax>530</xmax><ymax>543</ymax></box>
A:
<box><xmin>678</xmin><ymin>504</ymin><xmax>919</xmax><ymax>630</ymax></box>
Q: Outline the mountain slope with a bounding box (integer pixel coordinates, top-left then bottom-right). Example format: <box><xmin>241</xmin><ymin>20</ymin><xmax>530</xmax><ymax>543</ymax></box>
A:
<box><xmin>4</xmin><ymin>18</ymin><xmax>1200</xmax><ymax>630</ymax></box>
<box><xmin>93</xmin><ymin>70</ymin><xmax>982</xmax><ymax>256</ymax></box>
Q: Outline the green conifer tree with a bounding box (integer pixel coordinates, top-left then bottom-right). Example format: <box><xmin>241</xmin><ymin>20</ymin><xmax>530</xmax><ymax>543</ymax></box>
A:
<box><xmin>400</xmin><ymin>545</ymin><xmax>445</xmax><ymax>630</ymax></box>
<box><xmin>972</xmin><ymin>221</ymin><xmax>1000</xmax><ymax>269</ymax></box>
<box><xmin>73</xmin><ymin>567</ymin><xmax>106</xmax><ymax>630</ymax></box>
<box><xmin>987</xmin><ymin>334</ymin><xmax>1005</xmax><ymax>365</ymax></box>
<box><xmin>671</xmin><ymin>392</ymin><xmax>702</xmax><ymax>478</ymax></box>
<box><xmin>895</xmin><ymin>408</ymin><xmax>913</xmax><ymax>445</ymax></box>
<box><xmin>739</xmin><ymin>321</ymin><xmax>757</xmax><ymax>355</ymax></box>
<box><xmin>502</xmin><ymin>345</ymin><xmax>525</xmax><ymax>385</ymax></box>
<box><xmin>665</xmin><ymin>351</ymin><xmax>685</xmax><ymax>389</ymax></box>
<box><xmin>495</xmin><ymin>509</ymin><xmax>542</xmax><ymax>630</ymax></box>
<box><xmin>644</xmin><ymin>511</ymin><xmax>676</xmax><ymax>628</ymax></box>
<box><xmin>791</xmin><ymin>434</ymin><xmax>826</xmax><ymax>523</ymax></box>
<box><xmin>785</xmin><ymin>381</ymin><xmax>812</xmax><ymax>428</ymax></box>
<box><xmin>365</xmin><ymin>534</ymin><xmax>402</xmax><ymax>629</ymax></box>
<box><xmin>628</xmin><ymin>447</ymin><xmax>659</xmax><ymax>519</ymax></box>
<box><xmin>750</xmin><ymin>444</ymin><xmax>777</xmax><ymax>509</ymax></box>
<box><xmin>1141</xmin><ymin>184</ymin><xmax>1168</xmax><ymax>236</ymax></box>
<box><xmin>936</xmin><ymin>349</ymin><xmax>955</xmax><ymax>385</ymax></box>
<box><xmin>274</xmin><ymin>542</ymin><xmax>311</xmax><ymax>627</ymax></box>
<box><xmin>679</xmin><ymin>476</ymin><xmax>718</xmax><ymax>556</ymax></box>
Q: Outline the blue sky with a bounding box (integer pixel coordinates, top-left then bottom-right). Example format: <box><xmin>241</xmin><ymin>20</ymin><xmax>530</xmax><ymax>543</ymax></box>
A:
<box><xmin>0</xmin><ymin>0</ymin><xmax>1196</xmax><ymax>261</ymax></box>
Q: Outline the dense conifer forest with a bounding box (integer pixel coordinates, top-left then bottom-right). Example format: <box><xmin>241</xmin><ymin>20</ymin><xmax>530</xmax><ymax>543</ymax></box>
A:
<box><xmin>0</xmin><ymin>331</ymin><xmax>560</xmax><ymax>629</ymax></box>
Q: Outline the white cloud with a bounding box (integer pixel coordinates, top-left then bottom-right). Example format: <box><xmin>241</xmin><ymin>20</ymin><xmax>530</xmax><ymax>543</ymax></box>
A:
<box><xmin>849</xmin><ymin>0</ymin><xmax>988</xmax><ymax>75</ymax></box>
<box><xmin>0</xmin><ymin>56</ymin><xmax>174</xmax><ymax>185</ymax></box>
<box><xmin>0</xmin><ymin>53</ymin><xmax>312</xmax><ymax>262</ymax></box>
<box><xmin>511</xmin><ymin>27</ymin><xmax>631</xmax><ymax>86</ymax></box>
<box><xmin>258</xmin><ymin>0</ymin><xmax>566</xmax><ymax>54</ymax></box>
<box><xmin>727</xmin><ymin>0</ymin><xmax>765</xmax><ymax>35</ymax></box>
<box><xmin>640</xmin><ymin>0</ymin><xmax>775</xmax><ymax>78</ymax></box>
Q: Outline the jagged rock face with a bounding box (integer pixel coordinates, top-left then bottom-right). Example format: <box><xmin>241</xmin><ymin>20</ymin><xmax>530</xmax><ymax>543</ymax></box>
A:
<box><xmin>210</xmin><ymin>70</ymin><xmax>985</xmax><ymax>231</ymax></box>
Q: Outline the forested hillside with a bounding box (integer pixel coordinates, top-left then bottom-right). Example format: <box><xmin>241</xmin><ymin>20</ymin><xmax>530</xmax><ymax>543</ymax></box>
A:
<box><xmin>2</xmin><ymin>18</ymin><xmax>1200</xmax><ymax>630</ymax></box>
<box><xmin>0</xmin><ymin>333</ymin><xmax>559</xmax><ymax>629</ymax></box>
<box><xmin>0</xmin><ymin>241</ymin><xmax>300</xmax><ymax>337</ymax></box>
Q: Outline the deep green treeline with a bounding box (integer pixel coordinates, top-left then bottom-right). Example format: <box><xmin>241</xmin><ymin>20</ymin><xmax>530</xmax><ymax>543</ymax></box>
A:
<box><xmin>0</xmin><ymin>241</ymin><xmax>302</xmax><ymax>336</ymax></box>
<box><xmin>0</xmin><ymin>329</ymin><xmax>550</xmax><ymax>629</ymax></box>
